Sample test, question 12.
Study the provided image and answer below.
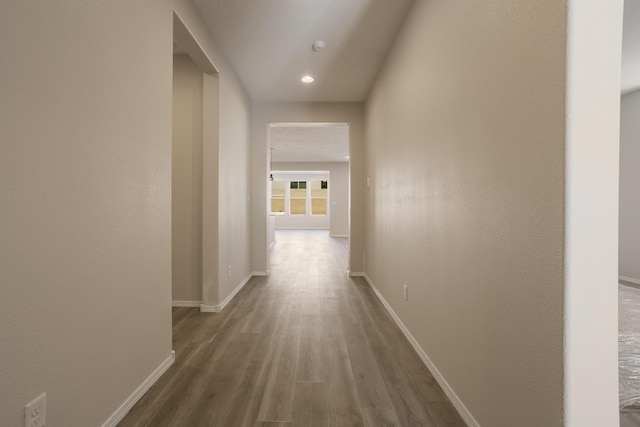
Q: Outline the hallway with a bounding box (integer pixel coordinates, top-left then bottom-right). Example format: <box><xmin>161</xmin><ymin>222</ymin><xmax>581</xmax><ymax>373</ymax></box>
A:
<box><xmin>118</xmin><ymin>230</ymin><xmax>465</xmax><ymax>426</ymax></box>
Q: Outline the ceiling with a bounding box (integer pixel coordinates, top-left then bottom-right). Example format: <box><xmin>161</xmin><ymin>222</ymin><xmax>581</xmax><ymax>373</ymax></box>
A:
<box><xmin>623</xmin><ymin>0</ymin><xmax>640</xmax><ymax>94</ymax></box>
<box><xmin>269</xmin><ymin>123</ymin><xmax>349</xmax><ymax>163</ymax></box>
<box><xmin>182</xmin><ymin>1</ymin><xmax>640</xmax><ymax>163</ymax></box>
<box><xmin>192</xmin><ymin>0</ymin><xmax>413</xmax><ymax>102</ymax></box>
<box><xmin>188</xmin><ymin>0</ymin><xmax>640</xmax><ymax>98</ymax></box>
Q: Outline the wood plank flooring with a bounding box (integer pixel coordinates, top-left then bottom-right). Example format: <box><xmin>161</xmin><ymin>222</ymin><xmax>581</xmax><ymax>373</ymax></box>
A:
<box><xmin>118</xmin><ymin>230</ymin><xmax>466</xmax><ymax>427</ymax></box>
<box><xmin>622</xmin><ymin>408</ymin><xmax>640</xmax><ymax>427</ymax></box>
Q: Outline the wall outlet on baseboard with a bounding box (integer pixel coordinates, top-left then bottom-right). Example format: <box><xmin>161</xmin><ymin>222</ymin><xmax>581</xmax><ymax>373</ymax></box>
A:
<box><xmin>25</xmin><ymin>393</ymin><xmax>46</xmax><ymax>427</ymax></box>
<box><xmin>403</xmin><ymin>284</ymin><xmax>408</xmax><ymax>301</ymax></box>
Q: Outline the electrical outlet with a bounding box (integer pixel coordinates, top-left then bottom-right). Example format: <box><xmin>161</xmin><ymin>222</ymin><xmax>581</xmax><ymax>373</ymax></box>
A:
<box><xmin>25</xmin><ymin>393</ymin><xmax>46</xmax><ymax>427</ymax></box>
<box><xmin>228</xmin><ymin>265</ymin><xmax>231</xmax><ymax>277</ymax></box>
<box><xmin>403</xmin><ymin>284</ymin><xmax>408</xmax><ymax>301</ymax></box>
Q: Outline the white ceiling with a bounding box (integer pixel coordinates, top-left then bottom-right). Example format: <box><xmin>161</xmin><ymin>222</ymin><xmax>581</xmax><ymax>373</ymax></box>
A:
<box><xmin>192</xmin><ymin>0</ymin><xmax>413</xmax><ymax>102</ymax></box>
<box><xmin>270</xmin><ymin>123</ymin><xmax>349</xmax><ymax>163</ymax></box>
<box><xmin>183</xmin><ymin>1</ymin><xmax>640</xmax><ymax>161</ymax></box>
<box><xmin>189</xmin><ymin>1</ymin><xmax>640</xmax><ymax>98</ymax></box>
<box><xmin>623</xmin><ymin>0</ymin><xmax>640</xmax><ymax>94</ymax></box>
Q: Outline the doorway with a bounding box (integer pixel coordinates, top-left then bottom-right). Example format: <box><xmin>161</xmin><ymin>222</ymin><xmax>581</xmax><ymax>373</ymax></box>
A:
<box><xmin>267</xmin><ymin>122</ymin><xmax>350</xmax><ymax>271</ymax></box>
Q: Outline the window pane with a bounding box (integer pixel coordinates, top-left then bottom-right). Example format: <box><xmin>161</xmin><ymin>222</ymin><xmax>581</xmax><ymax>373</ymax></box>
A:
<box><xmin>290</xmin><ymin>181</ymin><xmax>298</xmax><ymax>189</ymax></box>
<box><xmin>299</xmin><ymin>181</ymin><xmax>307</xmax><ymax>189</ymax></box>
<box><xmin>290</xmin><ymin>198</ymin><xmax>306</xmax><ymax>215</ymax></box>
<box><xmin>271</xmin><ymin>180</ymin><xmax>286</xmax><ymax>197</ymax></box>
<box><xmin>311</xmin><ymin>180</ymin><xmax>328</xmax><ymax>198</ymax></box>
<box><xmin>290</xmin><ymin>188</ymin><xmax>306</xmax><ymax>198</ymax></box>
<box><xmin>312</xmin><ymin>198</ymin><xmax>327</xmax><ymax>215</ymax></box>
<box><xmin>271</xmin><ymin>198</ymin><xmax>285</xmax><ymax>213</ymax></box>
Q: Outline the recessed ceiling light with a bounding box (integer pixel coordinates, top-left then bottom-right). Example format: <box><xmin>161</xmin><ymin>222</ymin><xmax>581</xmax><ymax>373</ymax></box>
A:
<box><xmin>301</xmin><ymin>75</ymin><xmax>314</xmax><ymax>84</ymax></box>
<box><xmin>346</xmin><ymin>156</ymin><xmax>350</xmax><ymax>159</ymax></box>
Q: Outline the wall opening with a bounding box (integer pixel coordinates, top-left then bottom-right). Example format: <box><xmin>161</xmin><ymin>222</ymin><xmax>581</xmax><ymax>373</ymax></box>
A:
<box><xmin>267</xmin><ymin>122</ymin><xmax>350</xmax><ymax>270</ymax></box>
<box><xmin>172</xmin><ymin>11</ymin><xmax>219</xmax><ymax>309</ymax></box>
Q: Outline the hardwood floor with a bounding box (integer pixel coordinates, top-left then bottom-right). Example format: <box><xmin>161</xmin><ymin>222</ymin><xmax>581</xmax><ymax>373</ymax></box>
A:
<box><xmin>118</xmin><ymin>230</ymin><xmax>466</xmax><ymax>427</ymax></box>
<box><xmin>621</xmin><ymin>408</ymin><xmax>640</xmax><ymax>427</ymax></box>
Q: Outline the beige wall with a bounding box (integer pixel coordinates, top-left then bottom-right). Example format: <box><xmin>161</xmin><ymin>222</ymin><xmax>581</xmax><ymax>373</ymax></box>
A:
<box><xmin>272</xmin><ymin>162</ymin><xmax>349</xmax><ymax>237</ymax></box>
<box><xmin>252</xmin><ymin>102</ymin><xmax>364</xmax><ymax>274</ymax></box>
<box><xmin>365</xmin><ymin>0</ymin><xmax>620</xmax><ymax>425</ymax></box>
<box><xmin>620</xmin><ymin>90</ymin><xmax>640</xmax><ymax>282</ymax></box>
<box><xmin>0</xmin><ymin>0</ymin><xmax>174</xmax><ymax>425</ymax></box>
<box><xmin>0</xmin><ymin>0</ymin><xmax>253</xmax><ymax>424</ymax></box>
<box><xmin>172</xmin><ymin>54</ymin><xmax>204</xmax><ymax>303</ymax></box>
<box><xmin>174</xmin><ymin>0</ymin><xmax>253</xmax><ymax>308</ymax></box>
<box><xmin>216</xmin><ymin>71</ymin><xmax>252</xmax><ymax>303</ymax></box>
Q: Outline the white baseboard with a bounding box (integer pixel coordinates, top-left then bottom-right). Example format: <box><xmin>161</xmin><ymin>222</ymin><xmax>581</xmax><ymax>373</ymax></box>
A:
<box><xmin>252</xmin><ymin>270</ymin><xmax>271</xmax><ymax>277</ymax></box>
<box><xmin>620</xmin><ymin>275</ymin><xmax>640</xmax><ymax>286</ymax></box>
<box><xmin>330</xmin><ymin>234</ymin><xmax>349</xmax><ymax>238</ymax></box>
<box><xmin>363</xmin><ymin>274</ymin><xmax>479</xmax><ymax>427</ymax></box>
<box><xmin>200</xmin><ymin>273</ymin><xmax>254</xmax><ymax>313</ymax></box>
<box><xmin>102</xmin><ymin>350</ymin><xmax>175</xmax><ymax>427</ymax></box>
<box><xmin>200</xmin><ymin>304</ymin><xmax>219</xmax><ymax>313</ymax></box>
<box><xmin>348</xmin><ymin>271</ymin><xmax>365</xmax><ymax>277</ymax></box>
<box><xmin>171</xmin><ymin>300</ymin><xmax>202</xmax><ymax>308</ymax></box>
<box><xmin>218</xmin><ymin>273</ymin><xmax>253</xmax><ymax>311</ymax></box>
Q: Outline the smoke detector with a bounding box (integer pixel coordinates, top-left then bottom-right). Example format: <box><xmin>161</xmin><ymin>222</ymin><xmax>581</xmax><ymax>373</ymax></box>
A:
<box><xmin>312</xmin><ymin>41</ymin><xmax>326</xmax><ymax>52</ymax></box>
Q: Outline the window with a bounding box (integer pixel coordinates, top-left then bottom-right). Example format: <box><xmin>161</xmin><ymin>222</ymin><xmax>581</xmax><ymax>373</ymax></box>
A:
<box><xmin>271</xmin><ymin>178</ymin><xmax>329</xmax><ymax>216</ymax></box>
<box><xmin>290</xmin><ymin>181</ymin><xmax>307</xmax><ymax>215</ymax></box>
<box><xmin>270</xmin><ymin>181</ymin><xmax>286</xmax><ymax>213</ymax></box>
<box><xmin>311</xmin><ymin>180</ymin><xmax>328</xmax><ymax>215</ymax></box>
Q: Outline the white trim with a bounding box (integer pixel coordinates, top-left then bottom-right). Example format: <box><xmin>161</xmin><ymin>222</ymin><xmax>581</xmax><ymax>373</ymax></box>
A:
<box><xmin>101</xmin><ymin>351</ymin><xmax>175</xmax><ymax>427</ymax></box>
<box><xmin>171</xmin><ymin>300</ymin><xmax>202</xmax><ymax>308</ymax></box>
<box><xmin>218</xmin><ymin>273</ymin><xmax>253</xmax><ymax>311</ymax></box>
<box><xmin>620</xmin><ymin>275</ymin><xmax>640</xmax><ymax>286</ymax></box>
<box><xmin>363</xmin><ymin>274</ymin><xmax>480</xmax><ymax>427</ymax></box>
<box><xmin>199</xmin><ymin>273</ymin><xmax>254</xmax><ymax>313</ymax></box>
<box><xmin>199</xmin><ymin>304</ymin><xmax>219</xmax><ymax>313</ymax></box>
<box><xmin>348</xmin><ymin>271</ymin><xmax>365</xmax><ymax>277</ymax></box>
<box><xmin>252</xmin><ymin>270</ymin><xmax>271</xmax><ymax>277</ymax></box>
<box><xmin>330</xmin><ymin>234</ymin><xmax>349</xmax><ymax>238</ymax></box>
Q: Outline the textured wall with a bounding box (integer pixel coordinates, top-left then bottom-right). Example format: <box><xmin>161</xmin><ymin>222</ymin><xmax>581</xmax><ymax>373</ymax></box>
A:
<box><xmin>364</xmin><ymin>0</ymin><xmax>567</xmax><ymax>425</ymax></box>
<box><xmin>364</xmin><ymin>0</ymin><xmax>622</xmax><ymax>425</ymax></box>
<box><xmin>0</xmin><ymin>1</ymin><xmax>173</xmax><ymax>425</ymax></box>
<box><xmin>172</xmin><ymin>54</ymin><xmax>204</xmax><ymax>303</ymax></box>
<box><xmin>0</xmin><ymin>0</ymin><xmax>255</xmax><ymax>423</ymax></box>
<box><xmin>174</xmin><ymin>0</ymin><xmax>253</xmax><ymax>307</ymax></box>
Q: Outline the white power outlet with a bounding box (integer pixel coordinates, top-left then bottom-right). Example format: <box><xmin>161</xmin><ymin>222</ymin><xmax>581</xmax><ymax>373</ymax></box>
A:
<box><xmin>25</xmin><ymin>393</ymin><xmax>46</xmax><ymax>427</ymax></box>
<box><xmin>403</xmin><ymin>284</ymin><xmax>408</xmax><ymax>301</ymax></box>
<box><xmin>228</xmin><ymin>265</ymin><xmax>231</xmax><ymax>277</ymax></box>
